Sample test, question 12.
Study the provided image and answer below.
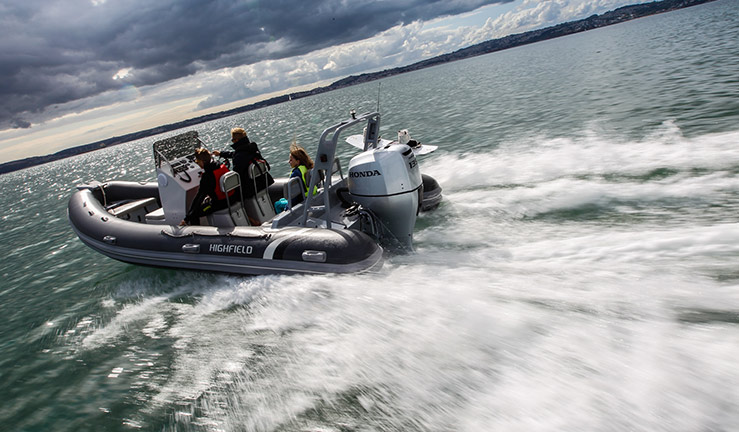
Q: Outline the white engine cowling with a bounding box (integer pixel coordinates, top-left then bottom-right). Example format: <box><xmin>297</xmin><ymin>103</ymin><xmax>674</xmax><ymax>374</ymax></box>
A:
<box><xmin>347</xmin><ymin>145</ymin><xmax>422</xmax><ymax>250</ymax></box>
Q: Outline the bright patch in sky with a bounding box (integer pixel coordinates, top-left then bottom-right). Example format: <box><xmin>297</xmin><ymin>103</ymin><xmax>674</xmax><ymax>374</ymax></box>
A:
<box><xmin>113</xmin><ymin>68</ymin><xmax>132</xmax><ymax>80</ymax></box>
<box><xmin>424</xmin><ymin>2</ymin><xmax>520</xmax><ymax>30</ymax></box>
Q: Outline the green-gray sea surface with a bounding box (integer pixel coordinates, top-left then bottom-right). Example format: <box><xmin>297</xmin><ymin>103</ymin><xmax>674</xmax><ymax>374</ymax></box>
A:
<box><xmin>1</xmin><ymin>1</ymin><xmax>738</xmax><ymax>430</ymax></box>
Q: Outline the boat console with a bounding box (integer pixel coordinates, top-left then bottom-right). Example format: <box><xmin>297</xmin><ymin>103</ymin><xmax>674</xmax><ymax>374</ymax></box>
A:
<box><xmin>152</xmin><ymin>131</ymin><xmax>205</xmax><ymax>225</ymax></box>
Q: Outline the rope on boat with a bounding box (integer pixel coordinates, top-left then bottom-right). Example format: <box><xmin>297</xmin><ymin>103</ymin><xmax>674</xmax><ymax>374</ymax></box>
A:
<box><xmin>160</xmin><ymin>228</ymin><xmax>271</xmax><ymax>240</ymax></box>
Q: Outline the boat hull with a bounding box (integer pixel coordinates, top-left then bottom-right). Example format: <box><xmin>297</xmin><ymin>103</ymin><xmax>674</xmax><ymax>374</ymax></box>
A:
<box><xmin>68</xmin><ymin>182</ymin><xmax>383</xmax><ymax>276</ymax></box>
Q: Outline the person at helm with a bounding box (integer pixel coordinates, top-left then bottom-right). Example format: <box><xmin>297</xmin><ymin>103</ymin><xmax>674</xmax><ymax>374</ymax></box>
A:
<box><xmin>180</xmin><ymin>148</ymin><xmax>230</xmax><ymax>226</ymax></box>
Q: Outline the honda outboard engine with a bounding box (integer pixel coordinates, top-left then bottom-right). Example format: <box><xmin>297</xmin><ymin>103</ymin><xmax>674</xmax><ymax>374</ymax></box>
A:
<box><xmin>347</xmin><ymin>144</ymin><xmax>422</xmax><ymax>250</ymax></box>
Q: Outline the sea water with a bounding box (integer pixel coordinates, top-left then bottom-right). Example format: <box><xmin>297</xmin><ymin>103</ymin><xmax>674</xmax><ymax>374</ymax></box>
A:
<box><xmin>1</xmin><ymin>1</ymin><xmax>738</xmax><ymax>430</ymax></box>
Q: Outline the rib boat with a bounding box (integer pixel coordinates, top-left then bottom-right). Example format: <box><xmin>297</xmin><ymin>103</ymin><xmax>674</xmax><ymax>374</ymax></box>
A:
<box><xmin>68</xmin><ymin>111</ymin><xmax>442</xmax><ymax>276</ymax></box>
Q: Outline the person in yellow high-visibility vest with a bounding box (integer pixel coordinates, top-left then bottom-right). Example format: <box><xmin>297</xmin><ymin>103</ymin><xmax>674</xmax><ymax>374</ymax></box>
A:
<box><xmin>288</xmin><ymin>143</ymin><xmax>317</xmax><ymax>203</ymax></box>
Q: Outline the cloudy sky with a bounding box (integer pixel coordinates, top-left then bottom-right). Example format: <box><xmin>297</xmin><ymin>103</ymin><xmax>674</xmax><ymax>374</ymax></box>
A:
<box><xmin>0</xmin><ymin>0</ymin><xmax>641</xmax><ymax>164</ymax></box>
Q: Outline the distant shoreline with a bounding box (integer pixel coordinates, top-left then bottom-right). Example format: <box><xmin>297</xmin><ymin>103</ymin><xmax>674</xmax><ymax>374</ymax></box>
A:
<box><xmin>0</xmin><ymin>0</ymin><xmax>716</xmax><ymax>175</ymax></box>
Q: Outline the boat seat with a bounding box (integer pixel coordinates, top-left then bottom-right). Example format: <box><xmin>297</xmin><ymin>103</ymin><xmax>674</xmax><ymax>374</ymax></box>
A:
<box><xmin>243</xmin><ymin>160</ymin><xmax>276</xmax><ymax>224</ymax></box>
<box><xmin>283</xmin><ymin>161</ymin><xmax>331</xmax><ymax>209</ymax></box>
<box><xmin>145</xmin><ymin>207</ymin><xmax>167</xmax><ymax>225</ymax></box>
<box><xmin>305</xmin><ymin>169</ymin><xmax>313</xmax><ymax>189</ymax></box>
<box><xmin>283</xmin><ymin>176</ymin><xmax>304</xmax><ymax>209</ymax></box>
<box><xmin>109</xmin><ymin>197</ymin><xmax>158</xmax><ymax>222</ymax></box>
<box><xmin>208</xmin><ymin>171</ymin><xmax>250</xmax><ymax>227</ymax></box>
<box><xmin>332</xmin><ymin>157</ymin><xmax>344</xmax><ymax>182</ymax></box>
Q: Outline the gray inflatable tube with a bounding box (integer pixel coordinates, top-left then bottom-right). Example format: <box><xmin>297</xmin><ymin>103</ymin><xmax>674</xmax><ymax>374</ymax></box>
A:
<box><xmin>68</xmin><ymin>181</ymin><xmax>383</xmax><ymax>276</ymax></box>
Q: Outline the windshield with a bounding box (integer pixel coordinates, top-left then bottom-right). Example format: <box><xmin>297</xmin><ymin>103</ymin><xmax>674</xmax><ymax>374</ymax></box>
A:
<box><xmin>153</xmin><ymin>131</ymin><xmax>202</xmax><ymax>168</ymax></box>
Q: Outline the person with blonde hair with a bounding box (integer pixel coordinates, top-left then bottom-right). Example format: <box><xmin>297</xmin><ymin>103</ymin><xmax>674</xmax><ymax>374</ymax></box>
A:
<box><xmin>213</xmin><ymin>127</ymin><xmax>273</xmax><ymax>198</ymax></box>
<box><xmin>288</xmin><ymin>143</ymin><xmax>316</xmax><ymax>203</ymax></box>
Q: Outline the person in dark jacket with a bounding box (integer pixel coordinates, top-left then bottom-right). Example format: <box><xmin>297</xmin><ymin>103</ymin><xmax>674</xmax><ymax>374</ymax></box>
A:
<box><xmin>180</xmin><ymin>148</ymin><xmax>229</xmax><ymax>226</ymax></box>
<box><xmin>213</xmin><ymin>127</ymin><xmax>274</xmax><ymax>198</ymax></box>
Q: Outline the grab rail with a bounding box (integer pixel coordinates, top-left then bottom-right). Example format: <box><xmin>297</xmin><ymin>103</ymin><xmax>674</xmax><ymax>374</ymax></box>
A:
<box><xmin>301</xmin><ymin>111</ymin><xmax>380</xmax><ymax>228</ymax></box>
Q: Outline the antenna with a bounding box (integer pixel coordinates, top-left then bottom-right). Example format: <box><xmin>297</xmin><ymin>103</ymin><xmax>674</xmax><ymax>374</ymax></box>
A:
<box><xmin>376</xmin><ymin>82</ymin><xmax>381</xmax><ymax>112</ymax></box>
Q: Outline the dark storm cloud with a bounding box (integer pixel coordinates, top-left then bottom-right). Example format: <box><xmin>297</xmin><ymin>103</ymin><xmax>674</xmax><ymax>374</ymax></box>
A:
<box><xmin>0</xmin><ymin>0</ymin><xmax>510</xmax><ymax>129</ymax></box>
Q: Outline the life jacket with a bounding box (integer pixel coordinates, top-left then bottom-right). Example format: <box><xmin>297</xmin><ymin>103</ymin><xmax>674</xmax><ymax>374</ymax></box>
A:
<box><xmin>213</xmin><ymin>164</ymin><xmax>234</xmax><ymax>200</ymax></box>
<box><xmin>297</xmin><ymin>165</ymin><xmax>318</xmax><ymax>197</ymax></box>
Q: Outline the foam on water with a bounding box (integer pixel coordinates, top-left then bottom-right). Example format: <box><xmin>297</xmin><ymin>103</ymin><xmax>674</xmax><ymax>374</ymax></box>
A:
<box><xmin>40</xmin><ymin>125</ymin><xmax>736</xmax><ymax>431</ymax></box>
<box><xmin>428</xmin><ymin>122</ymin><xmax>739</xmax><ymax>188</ymax></box>
<box><xmin>191</xmin><ymin>125</ymin><xmax>738</xmax><ymax>430</ymax></box>
<box><xmin>134</xmin><ymin>259</ymin><xmax>739</xmax><ymax>431</ymax></box>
